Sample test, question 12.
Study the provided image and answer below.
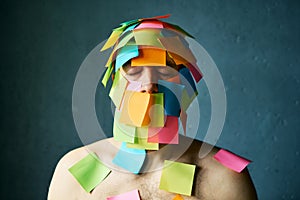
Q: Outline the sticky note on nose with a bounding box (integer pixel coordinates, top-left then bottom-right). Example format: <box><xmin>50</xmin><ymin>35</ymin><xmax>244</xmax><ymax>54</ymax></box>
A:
<box><xmin>119</xmin><ymin>91</ymin><xmax>151</xmax><ymax>127</ymax></box>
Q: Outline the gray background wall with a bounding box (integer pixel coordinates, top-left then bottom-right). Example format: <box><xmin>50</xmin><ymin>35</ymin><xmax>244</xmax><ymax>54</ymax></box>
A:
<box><xmin>1</xmin><ymin>0</ymin><xmax>299</xmax><ymax>199</ymax></box>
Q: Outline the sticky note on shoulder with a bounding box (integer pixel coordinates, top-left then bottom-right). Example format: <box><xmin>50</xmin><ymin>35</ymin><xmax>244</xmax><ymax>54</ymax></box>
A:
<box><xmin>68</xmin><ymin>153</ymin><xmax>111</xmax><ymax>193</ymax></box>
<box><xmin>213</xmin><ymin>149</ymin><xmax>251</xmax><ymax>173</ymax></box>
<box><xmin>112</xmin><ymin>143</ymin><xmax>146</xmax><ymax>174</ymax></box>
<box><xmin>159</xmin><ymin>160</ymin><xmax>196</xmax><ymax>196</ymax></box>
<box><xmin>107</xmin><ymin>189</ymin><xmax>141</xmax><ymax>200</ymax></box>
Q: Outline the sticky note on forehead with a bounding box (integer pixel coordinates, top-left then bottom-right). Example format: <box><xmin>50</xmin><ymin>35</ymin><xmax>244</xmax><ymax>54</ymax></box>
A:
<box><xmin>131</xmin><ymin>48</ymin><xmax>166</xmax><ymax>67</ymax></box>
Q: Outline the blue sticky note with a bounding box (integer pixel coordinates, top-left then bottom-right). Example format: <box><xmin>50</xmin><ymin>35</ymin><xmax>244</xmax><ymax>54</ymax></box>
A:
<box><xmin>158</xmin><ymin>80</ymin><xmax>185</xmax><ymax>117</ymax></box>
<box><xmin>112</xmin><ymin>142</ymin><xmax>146</xmax><ymax>174</ymax></box>
<box><xmin>179</xmin><ymin>67</ymin><xmax>197</xmax><ymax>97</ymax></box>
<box><xmin>115</xmin><ymin>45</ymin><xmax>139</xmax><ymax>72</ymax></box>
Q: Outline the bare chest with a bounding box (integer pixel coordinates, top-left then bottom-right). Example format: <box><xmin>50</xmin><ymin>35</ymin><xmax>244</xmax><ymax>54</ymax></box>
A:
<box><xmin>80</xmin><ymin>170</ymin><xmax>203</xmax><ymax>200</ymax></box>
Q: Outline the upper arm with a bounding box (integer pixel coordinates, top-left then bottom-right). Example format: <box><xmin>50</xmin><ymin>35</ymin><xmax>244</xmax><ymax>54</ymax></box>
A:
<box><xmin>214</xmin><ymin>167</ymin><xmax>258</xmax><ymax>200</ymax></box>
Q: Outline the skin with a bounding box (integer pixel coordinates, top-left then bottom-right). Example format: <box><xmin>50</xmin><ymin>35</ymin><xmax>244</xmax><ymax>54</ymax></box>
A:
<box><xmin>48</xmin><ymin>65</ymin><xmax>258</xmax><ymax>199</ymax></box>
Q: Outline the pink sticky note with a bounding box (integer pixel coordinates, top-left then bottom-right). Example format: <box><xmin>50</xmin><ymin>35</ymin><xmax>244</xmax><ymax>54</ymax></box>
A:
<box><xmin>107</xmin><ymin>189</ymin><xmax>140</xmax><ymax>200</ymax></box>
<box><xmin>127</xmin><ymin>80</ymin><xmax>142</xmax><ymax>91</ymax></box>
<box><xmin>213</xmin><ymin>149</ymin><xmax>251</xmax><ymax>173</ymax></box>
<box><xmin>135</xmin><ymin>21</ymin><xmax>164</xmax><ymax>29</ymax></box>
<box><xmin>148</xmin><ymin>116</ymin><xmax>179</xmax><ymax>144</ymax></box>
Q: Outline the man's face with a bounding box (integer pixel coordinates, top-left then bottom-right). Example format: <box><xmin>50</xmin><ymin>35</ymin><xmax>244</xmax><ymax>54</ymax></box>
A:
<box><xmin>121</xmin><ymin>64</ymin><xmax>180</xmax><ymax>93</ymax></box>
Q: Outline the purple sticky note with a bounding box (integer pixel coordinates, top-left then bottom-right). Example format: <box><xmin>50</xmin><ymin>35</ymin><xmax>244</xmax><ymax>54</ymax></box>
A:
<box><xmin>213</xmin><ymin>149</ymin><xmax>251</xmax><ymax>173</ymax></box>
<box><xmin>127</xmin><ymin>80</ymin><xmax>142</xmax><ymax>91</ymax></box>
<box><xmin>107</xmin><ymin>189</ymin><xmax>141</xmax><ymax>200</ymax></box>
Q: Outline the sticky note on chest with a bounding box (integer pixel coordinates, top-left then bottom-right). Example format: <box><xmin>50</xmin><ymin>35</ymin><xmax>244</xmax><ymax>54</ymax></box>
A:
<box><xmin>106</xmin><ymin>189</ymin><xmax>141</xmax><ymax>200</ymax></box>
<box><xmin>159</xmin><ymin>160</ymin><xmax>196</xmax><ymax>196</ymax></box>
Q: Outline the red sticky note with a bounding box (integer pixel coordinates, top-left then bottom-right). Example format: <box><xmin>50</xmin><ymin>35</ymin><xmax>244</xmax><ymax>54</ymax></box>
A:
<box><xmin>213</xmin><ymin>149</ymin><xmax>251</xmax><ymax>173</ymax></box>
<box><xmin>148</xmin><ymin>116</ymin><xmax>179</xmax><ymax>144</ymax></box>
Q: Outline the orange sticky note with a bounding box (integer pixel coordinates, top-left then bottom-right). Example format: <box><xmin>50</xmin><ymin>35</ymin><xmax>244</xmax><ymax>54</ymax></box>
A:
<box><xmin>173</xmin><ymin>194</ymin><xmax>184</xmax><ymax>200</ymax></box>
<box><xmin>119</xmin><ymin>91</ymin><xmax>151</xmax><ymax>127</ymax></box>
<box><xmin>131</xmin><ymin>48</ymin><xmax>166</xmax><ymax>67</ymax></box>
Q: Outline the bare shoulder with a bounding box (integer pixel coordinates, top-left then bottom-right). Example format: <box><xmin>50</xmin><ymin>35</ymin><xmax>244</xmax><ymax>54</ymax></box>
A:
<box><xmin>184</xmin><ymin>139</ymin><xmax>258</xmax><ymax>200</ymax></box>
<box><xmin>47</xmin><ymin>138</ymin><xmax>113</xmax><ymax>200</ymax></box>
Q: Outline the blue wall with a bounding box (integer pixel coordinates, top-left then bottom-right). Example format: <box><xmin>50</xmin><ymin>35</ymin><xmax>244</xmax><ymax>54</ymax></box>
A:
<box><xmin>1</xmin><ymin>0</ymin><xmax>299</xmax><ymax>199</ymax></box>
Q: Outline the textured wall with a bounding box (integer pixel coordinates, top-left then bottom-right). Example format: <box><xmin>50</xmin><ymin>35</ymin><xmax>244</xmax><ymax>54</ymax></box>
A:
<box><xmin>1</xmin><ymin>0</ymin><xmax>299</xmax><ymax>199</ymax></box>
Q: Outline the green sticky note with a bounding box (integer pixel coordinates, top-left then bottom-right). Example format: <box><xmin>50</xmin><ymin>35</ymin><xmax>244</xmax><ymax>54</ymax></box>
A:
<box><xmin>68</xmin><ymin>153</ymin><xmax>111</xmax><ymax>193</ymax></box>
<box><xmin>113</xmin><ymin>110</ymin><xmax>136</xmax><ymax>143</ymax></box>
<box><xmin>159</xmin><ymin>160</ymin><xmax>196</xmax><ymax>196</ymax></box>
<box><xmin>133</xmin><ymin>29</ymin><xmax>164</xmax><ymax>48</ymax></box>
<box><xmin>101</xmin><ymin>63</ymin><xmax>114</xmax><ymax>87</ymax></box>
<box><xmin>127</xmin><ymin>127</ymin><xmax>159</xmax><ymax>150</ymax></box>
<box><xmin>149</xmin><ymin>93</ymin><xmax>164</xmax><ymax>127</ymax></box>
<box><xmin>109</xmin><ymin>70</ymin><xmax>128</xmax><ymax>109</ymax></box>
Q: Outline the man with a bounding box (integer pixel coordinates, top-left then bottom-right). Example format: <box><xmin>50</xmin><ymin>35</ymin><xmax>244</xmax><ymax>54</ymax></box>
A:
<box><xmin>48</xmin><ymin>15</ymin><xmax>257</xmax><ymax>199</ymax></box>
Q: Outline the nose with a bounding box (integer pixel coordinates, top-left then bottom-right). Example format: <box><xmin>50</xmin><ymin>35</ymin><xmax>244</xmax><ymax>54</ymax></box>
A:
<box><xmin>140</xmin><ymin>83</ymin><xmax>158</xmax><ymax>93</ymax></box>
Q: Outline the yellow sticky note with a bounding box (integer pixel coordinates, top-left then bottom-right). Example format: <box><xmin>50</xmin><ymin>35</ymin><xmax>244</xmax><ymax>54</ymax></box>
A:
<box><xmin>131</xmin><ymin>48</ymin><xmax>166</xmax><ymax>67</ymax></box>
<box><xmin>127</xmin><ymin>127</ymin><xmax>159</xmax><ymax>150</ymax></box>
<box><xmin>109</xmin><ymin>70</ymin><xmax>128</xmax><ymax>109</ymax></box>
<box><xmin>159</xmin><ymin>160</ymin><xmax>196</xmax><ymax>196</ymax></box>
<box><xmin>119</xmin><ymin>91</ymin><xmax>151</xmax><ymax>127</ymax></box>
<box><xmin>101</xmin><ymin>30</ymin><xmax>123</xmax><ymax>51</ymax></box>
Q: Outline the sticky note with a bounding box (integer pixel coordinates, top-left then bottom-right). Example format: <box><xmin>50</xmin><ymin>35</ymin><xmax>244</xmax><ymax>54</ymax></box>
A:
<box><xmin>181</xmin><ymin>88</ymin><xmax>198</xmax><ymax>111</ymax></box>
<box><xmin>179</xmin><ymin>67</ymin><xmax>197</xmax><ymax>97</ymax></box>
<box><xmin>115</xmin><ymin>45</ymin><xmax>139</xmax><ymax>71</ymax></box>
<box><xmin>185</xmin><ymin>63</ymin><xmax>202</xmax><ymax>83</ymax></box>
<box><xmin>107</xmin><ymin>189</ymin><xmax>141</xmax><ymax>200</ymax></box>
<box><xmin>213</xmin><ymin>149</ymin><xmax>251</xmax><ymax>173</ymax></box>
<box><xmin>135</xmin><ymin>20</ymin><xmax>164</xmax><ymax>29</ymax></box>
<box><xmin>133</xmin><ymin>29</ymin><xmax>164</xmax><ymax>48</ymax></box>
<box><xmin>101</xmin><ymin>29</ymin><xmax>123</xmax><ymax>51</ymax></box>
<box><xmin>148</xmin><ymin>93</ymin><xmax>165</xmax><ymax>127</ymax></box>
<box><xmin>141</xmin><ymin>14</ymin><xmax>171</xmax><ymax>21</ymax></box>
<box><xmin>173</xmin><ymin>194</ymin><xmax>184</xmax><ymax>200</ymax></box>
<box><xmin>180</xmin><ymin>110</ymin><xmax>187</xmax><ymax>136</ymax></box>
<box><xmin>113</xmin><ymin>110</ymin><xmax>136</xmax><ymax>143</ymax></box>
<box><xmin>162</xmin><ymin>22</ymin><xmax>194</xmax><ymax>38</ymax></box>
<box><xmin>119</xmin><ymin>91</ymin><xmax>151</xmax><ymax>127</ymax></box>
<box><xmin>131</xmin><ymin>48</ymin><xmax>166</xmax><ymax>67</ymax></box>
<box><xmin>158</xmin><ymin>36</ymin><xmax>196</xmax><ymax>64</ymax></box>
<box><xmin>102</xmin><ymin>62</ymin><xmax>114</xmax><ymax>87</ymax></box>
<box><xmin>127</xmin><ymin>127</ymin><xmax>159</xmax><ymax>150</ymax></box>
<box><xmin>113</xmin><ymin>32</ymin><xmax>134</xmax><ymax>54</ymax></box>
<box><xmin>68</xmin><ymin>153</ymin><xmax>111</xmax><ymax>193</ymax></box>
<box><xmin>112</xmin><ymin>143</ymin><xmax>146</xmax><ymax>174</ymax></box>
<box><xmin>109</xmin><ymin>70</ymin><xmax>128</xmax><ymax>109</ymax></box>
<box><xmin>126</xmin><ymin>80</ymin><xmax>142</xmax><ymax>91</ymax></box>
<box><xmin>148</xmin><ymin>116</ymin><xmax>179</xmax><ymax>144</ymax></box>
<box><xmin>158</xmin><ymin>80</ymin><xmax>185</xmax><ymax>117</ymax></box>
<box><xmin>159</xmin><ymin>160</ymin><xmax>196</xmax><ymax>196</ymax></box>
